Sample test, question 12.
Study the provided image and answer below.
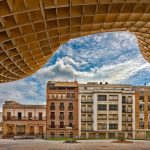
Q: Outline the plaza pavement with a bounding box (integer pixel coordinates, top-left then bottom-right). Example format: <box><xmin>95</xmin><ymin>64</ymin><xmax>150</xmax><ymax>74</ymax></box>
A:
<box><xmin>0</xmin><ymin>139</ymin><xmax>150</xmax><ymax>150</ymax></box>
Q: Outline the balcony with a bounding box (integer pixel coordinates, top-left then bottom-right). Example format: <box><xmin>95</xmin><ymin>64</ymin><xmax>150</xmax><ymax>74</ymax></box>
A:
<box><xmin>81</xmin><ymin>108</ymin><xmax>93</xmax><ymax>113</ymax></box>
<box><xmin>122</xmin><ymin>109</ymin><xmax>133</xmax><ymax>113</ymax></box>
<box><xmin>50</xmin><ymin>106</ymin><xmax>55</xmax><ymax>110</ymax></box>
<box><xmin>109</xmin><ymin>118</ymin><xmax>118</xmax><ymax>120</ymax></box>
<box><xmin>97</xmin><ymin>127</ymin><xmax>107</xmax><ymax>130</ymax></box>
<box><xmin>122</xmin><ymin>100</ymin><xmax>133</xmax><ymax>104</ymax></box>
<box><xmin>59</xmin><ymin>115</ymin><xmax>64</xmax><ymax>120</ymax></box>
<box><xmin>122</xmin><ymin>118</ymin><xmax>133</xmax><ymax>122</ymax></box>
<box><xmin>68</xmin><ymin>116</ymin><xmax>73</xmax><ymax>120</ymax></box>
<box><xmin>81</xmin><ymin>99</ymin><xmax>93</xmax><ymax>103</ymax></box>
<box><xmin>81</xmin><ymin>118</ymin><xmax>93</xmax><ymax>122</ymax></box>
<box><xmin>3</xmin><ymin>116</ymin><xmax>46</xmax><ymax>121</ymax></box>
<box><xmin>81</xmin><ymin>128</ymin><xmax>93</xmax><ymax>131</ymax></box>
<box><xmin>122</xmin><ymin>127</ymin><xmax>133</xmax><ymax>131</ymax></box>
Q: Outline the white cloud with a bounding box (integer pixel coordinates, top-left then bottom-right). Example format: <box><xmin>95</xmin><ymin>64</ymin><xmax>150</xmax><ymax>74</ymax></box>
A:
<box><xmin>0</xmin><ymin>31</ymin><xmax>150</xmax><ymax>111</ymax></box>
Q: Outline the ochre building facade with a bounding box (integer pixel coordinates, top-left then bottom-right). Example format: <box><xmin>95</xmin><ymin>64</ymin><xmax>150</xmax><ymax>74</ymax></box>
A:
<box><xmin>3</xmin><ymin>101</ymin><xmax>46</xmax><ymax>138</ymax></box>
<box><xmin>46</xmin><ymin>81</ymin><xmax>78</xmax><ymax>138</ymax></box>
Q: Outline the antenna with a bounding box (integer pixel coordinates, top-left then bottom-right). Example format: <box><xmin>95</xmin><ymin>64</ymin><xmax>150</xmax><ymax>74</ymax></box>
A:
<box><xmin>74</xmin><ymin>74</ymin><xmax>77</xmax><ymax>81</ymax></box>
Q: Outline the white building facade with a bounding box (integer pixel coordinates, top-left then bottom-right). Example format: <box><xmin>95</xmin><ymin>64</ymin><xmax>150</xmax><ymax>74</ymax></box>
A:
<box><xmin>78</xmin><ymin>82</ymin><xmax>135</xmax><ymax>139</ymax></box>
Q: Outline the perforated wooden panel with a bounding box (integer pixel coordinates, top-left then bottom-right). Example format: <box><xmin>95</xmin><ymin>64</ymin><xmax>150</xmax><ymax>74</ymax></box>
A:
<box><xmin>0</xmin><ymin>0</ymin><xmax>150</xmax><ymax>83</ymax></box>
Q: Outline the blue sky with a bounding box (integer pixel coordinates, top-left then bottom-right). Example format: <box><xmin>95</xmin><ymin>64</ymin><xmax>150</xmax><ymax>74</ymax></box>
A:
<box><xmin>0</xmin><ymin>31</ymin><xmax>150</xmax><ymax>111</ymax></box>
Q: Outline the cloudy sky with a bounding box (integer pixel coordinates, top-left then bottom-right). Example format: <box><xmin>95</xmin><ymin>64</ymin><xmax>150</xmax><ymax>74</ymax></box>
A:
<box><xmin>0</xmin><ymin>31</ymin><xmax>150</xmax><ymax>111</ymax></box>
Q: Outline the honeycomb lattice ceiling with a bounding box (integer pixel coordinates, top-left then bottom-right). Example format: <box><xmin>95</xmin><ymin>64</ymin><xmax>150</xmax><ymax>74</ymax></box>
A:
<box><xmin>0</xmin><ymin>0</ymin><xmax>150</xmax><ymax>83</ymax></box>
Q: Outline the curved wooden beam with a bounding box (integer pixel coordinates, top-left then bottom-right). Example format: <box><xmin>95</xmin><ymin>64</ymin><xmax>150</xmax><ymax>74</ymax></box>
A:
<box><xmin>0</xmin><ymin>0</ymin><xmax>150</xmax><ymax>83</ymax></box>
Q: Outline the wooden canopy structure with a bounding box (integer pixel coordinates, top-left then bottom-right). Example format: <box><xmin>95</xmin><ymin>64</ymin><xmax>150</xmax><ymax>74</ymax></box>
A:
<box><xmin>0</xmin><ymin>0</ymin><xmax>150</xmax><ymax>83</ymax></box>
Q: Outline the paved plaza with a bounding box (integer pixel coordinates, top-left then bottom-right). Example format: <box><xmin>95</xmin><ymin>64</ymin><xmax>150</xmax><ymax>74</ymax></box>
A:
<box><xmin>0</xmin><ymin>139</ymin><xmax>150</xmax><ymax>150</ymax></box>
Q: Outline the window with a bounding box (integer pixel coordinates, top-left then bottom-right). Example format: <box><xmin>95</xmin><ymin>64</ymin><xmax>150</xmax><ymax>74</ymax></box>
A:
<box><xmin>53</xmin><ymin>93</ymin><xmax>57</xmax><ymax>99</ymax></box>
<box><xmin>50</xmin><ymin>112</ymin><xmax>55</xmax><ymax>119</ymax></box>
<box><xmin>109</xmin><ymin>105</ymin><xmax>118</xmax><ymax>111</ymax></box>
<box><xmin>148</xmin><ymin>96</ymin><xmax>150</xmax><ymax>102</ymax></box>
<box><xmin>67</xmin><ymin>93</ymin><xmax>71</xmax><ymax>98</ymax></box>
<box><xmin>39</xmin><ymin>126</ymin><xmax>43</xmax><ymax>135</ymax></box>
<box><xmin>58</xmin><ymin>93</ymin><xmax>61</xmax><ymax>99</ymax></box>
<box><xmin>60</xmin><ymin>102</ymin><xmax>64</xmax><ymax>110</ymax></box>
<box><xmin>16</xmin><ymin>125</ymin><xmax>25</xmax><ymax>135</ymax></box>
<box><xmin>98</xmin><ymin>95</ymin><xmax>107</xmax><ymax>101</ymax></box>
<box><xmin>139</xmin><ymin>96</ymin><xmax>144</xmax><ymax>102</ymax></box>
<box><xmin>87</xmin><ymin>96</ymin><xmax>92</xmax><ymax>102</ymax></box>
<box><xmin>98</xmin><ymin>105</ymin><xmax>107</xmax><ymax>110</ymax></box>
<box><xmin>69</xmin><ymin>112</ymin><xmax>73</xmax><ymax>120</ymax></box>
<box><xmin>139</xmin><ymin>122</ymin><xmax>144</xmax><ymax>129</ymax></box>
<box><xmin>71</xmin><ymin>93</ymin><xmax>75</xmax><ymax>98</ymax></box>
<box><xmin>69</xmin><ymin>122</ymin><xmax>73</xmax><ymax>127</ymax></box>
<box><xmin>51</xmin><ymin>121</ymin><xmax>55</xmax><ymax>128</ymax></box>
<box><xmin>109</xmin><ymin>124</ymin><xmax>118</xmax><ymax>129</ymax></box>
<box><xmin>62</xmin><ymin>93</ymin><xmax>66</xmax><ymax>99</ymax></box>
<box><xmin>59</xmin><ymin>112</ymin><xmax>64</xmax><ymax>120</ymax></box>
<box><xmin>98</xmin><ymin>114</ymin><xmax>107</xmax><ymax>120</ymax></box>
<box><xmin>108</xmin><ymin>133</ymin><xmax>115</xmax><ymax>139</ymax></box>
<box><xmin>7</xmin><ymin>126</ymin><xmax>13</xmax><ymax>134</ymax></box>
<box><xmin>109</xmin><ymin>114</ymin><xmax>118</xmax><ymax>120</ymax></box>
<box><xmin>60</xmin><ymin>122</ymin><xmax>64</xmax><ymax>128</ymax></box>
<box><xmin>39</xmin><ymin>112</ymin><xmax>42</xmax><ymax>120</ymax></box>
<box><xmin>50</xmin><ymin>102</ymin><xmax>55</xmax><ymax>110</ymax></box>
<box><xmin>81</xmin><ymin>95</ymin><xmax>86</xmax><ymax>102</ymax></box>
<box><xmin>60</xmin><ymin>132</ymin><xmax>64</xmax><ymax>138</ymax></box>
<box><xmin>28</xmin><ymin>112</ymin><xmax>32</xmax><ymax>120</ymax></box>
<box><xmin>139</xmin><ymin>104</ymin><xmax>144</xmax><ymax>111</ymax></box>
<box><xmin>109</xmin><ymin>95</ymin><xmax>118</xmax><ymax>101</ymax></box>
<box><xmin>68</xmin><ymin>103</ymin><xmax>73</xmax><ymax>110</ymax></box>
<box><xmin>29</xmin><ymin>126</ymin><xmax>34</xmax><ymax>135</ymax></box>
<box><xmin>98</xmin><ymin>123</ymin><xmax>107</xmax><ymax>130</ymax></box>
<box><xmin>18</xmin><ymin>112</ymin><xmax>22</xmax><ymax>120</ymax></box>
<box><xmin>7</xmin><ymin>112</ymin><xmax>11</xmax><ymax>120</ymax></box>
<box><xmin>51</xmin><ymin>132</ymin><xmax>55</xmax><ymax>138</ymax></box>
<box><xmin>122</xmin><ymin>96</ymin><xmax>126</xmax><ymax>103</ymax></box>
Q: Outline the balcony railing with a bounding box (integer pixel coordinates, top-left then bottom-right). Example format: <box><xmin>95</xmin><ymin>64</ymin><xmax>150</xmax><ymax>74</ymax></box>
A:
<box><xmin>81</xmin><ymin>109</ymin><xmax>93</xmax><ymax>113</ymax></box>
<box><xmin>122</xmin><ymin>118</ymin><xmax>133</xmax><ymax>122</ymax></box>
<box><xmin>122</xmin><ymin>109</ymin><xmax>133</xmax><ymax>113</ymax></box>
<box><xmin>81</xmin><ymin>99</ymin><xmax>93</xmax><ymax>103</ymax></box>
<box><xmin>81</xmin><ymin>118</ymin><xmax>93</xmax><ymax>122</ymax></box>
<box><xmin>97</xmin><ymin>127</ymin><xmax>107</xmax><ymax>130</ymax></box>
<box><xmin>122</xmin><ymin>100</ymin><xmax>133</xmax><ymax>104</ymax></box>
<box><xmin>81</xmin><ymin>128</ymin><xmax>93</xmax><ymax>131</ymax></box>
<box><xmin>109</xmin><ymin>118</ymin><xmax>118</xmax><ymax>120</ymax></box>
<box><xmin>122</xmin><ymin>127</ymin><xmax>133</xmax><ymax>131</ymax></box>
<box><xmin>3</xmin><ymin>116</ymin><xmax>46</xmax><ymax>121</ymax></box>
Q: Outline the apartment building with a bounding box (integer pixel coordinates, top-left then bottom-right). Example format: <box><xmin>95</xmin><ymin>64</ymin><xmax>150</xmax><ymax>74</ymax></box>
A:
<box><xmin>78</xmin><ymin>82</ymin><xmax>135</xmax><ymax>139</ymax></box>
<box><xmin>3</xmin><ymin>101</ymin><xmax>46</xmax><ymax>138</ymax></box>
<box><xmin>46</xmin><ymin>81</ymin><xmax>78</xmax><ymax>138</ymax></box>
<box><xmin>133</xmin><ymin>86</ymin><xmax>150</xmax><ymax>139</ymax></box>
